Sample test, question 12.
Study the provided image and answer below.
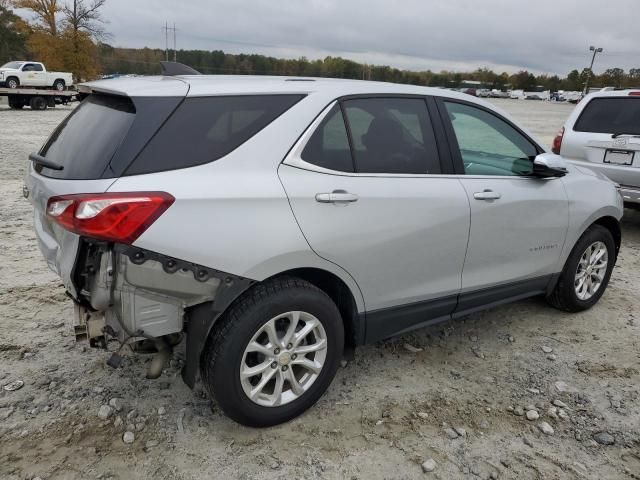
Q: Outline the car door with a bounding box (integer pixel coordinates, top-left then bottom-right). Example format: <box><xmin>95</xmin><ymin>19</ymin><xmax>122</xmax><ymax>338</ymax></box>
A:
<box><xmin>436</xmin><ymin>98</ymin><xmax>569</xmax><ymax>311</ymax></box>
<box><xmin>21</xmin><ymin>63</ymin><xmax>42</xmax><ymax>86</ymax></box>
<box><xmin>279</xmin><ymin>97</ymin><xmax>470</xmax><ymax>342</ymax></box>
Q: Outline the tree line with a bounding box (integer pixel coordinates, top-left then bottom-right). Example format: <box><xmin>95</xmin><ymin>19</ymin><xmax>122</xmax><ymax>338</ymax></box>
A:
<box><xmin>2</xmin><ymin>0</ymin><xmax>639</xmax><ymax>90</ymax></box>
<box><xmin>98</xmin><ymin>47</ymin><xmax>640</xmax><ymax>91</ymax></box>
<box><xmin>0</xmin><ymin>0</ymin><xmax>107</xmax><ymax>82</ymax></box>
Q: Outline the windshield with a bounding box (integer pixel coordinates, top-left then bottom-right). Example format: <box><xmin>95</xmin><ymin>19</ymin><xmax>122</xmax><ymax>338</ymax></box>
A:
<box><xmin>1</xmin><ymin>61</ymin><xmax>24</xmax><ymax>69</ymax></box>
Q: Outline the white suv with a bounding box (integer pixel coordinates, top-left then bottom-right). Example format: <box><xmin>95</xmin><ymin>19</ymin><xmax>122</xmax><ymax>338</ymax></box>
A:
<box><xmin>553</xmin><ymin>90</ymin><xmax>640</xmax><ymax>207</ymax></box>
<box><xmin>26</xmin><ymin>68</ymin><xmax>623</xmax><ymax>426</ymax></box>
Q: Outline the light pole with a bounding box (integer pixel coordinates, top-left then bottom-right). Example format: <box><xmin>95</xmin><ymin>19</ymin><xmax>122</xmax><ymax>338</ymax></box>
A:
<box><xmin>583</xmin><ymin>46</ymin><xmax>603</xmax><ymax>95</ymax></box>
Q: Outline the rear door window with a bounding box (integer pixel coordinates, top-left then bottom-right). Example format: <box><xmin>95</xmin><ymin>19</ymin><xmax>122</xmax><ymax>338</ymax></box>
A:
<box><xmin>126</xmin><ymin>95</ymin><xmax>304</xmax><ymax>175</ymax></box>
<box><xmin>301</xmin><ymin>104</ymin><xmax>354</xmax><ymax>172</ymax></box>
<box><xmin>342</xmin><ymin>98</ymin><xmax>440</xmax><ymax>174</ymax></box>
<box><xmin>574</xmin><ymin>97</ymin><xmax>640</xmax><ymax>135</ymax></box>
<box><xmin>38</xmin><ymin>95</ymin><xmax>136</xmax><ymax>179</ymax></box>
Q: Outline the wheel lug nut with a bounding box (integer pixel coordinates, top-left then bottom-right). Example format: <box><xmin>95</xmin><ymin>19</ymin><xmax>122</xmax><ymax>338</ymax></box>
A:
<box><xmin>281</xmin><ymin>365</ymin><xmax>288</xmax><ymax>371</ymax></box>
<box><xmin>271</xmin><ymin>362</ymin><xmax>277</xmax><ymax>369</ymax></box>
<box><xmin>274</xmin><ymin>348</ymin><xmax>280</xmax><ymax>354</ymax></box>
<box><xmin>292</xmin><ymin>354</ymin><xmax>297</xmax><ymax>360</ymax></box>
<box><xmin>286</xmin><ymin>343</ymin><xmax>292</xmax><ymax>349</ymax></box>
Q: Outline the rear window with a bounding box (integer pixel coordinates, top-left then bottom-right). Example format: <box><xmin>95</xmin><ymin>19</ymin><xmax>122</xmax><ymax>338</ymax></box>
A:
<box><xmin>125</xmin><ymin>95</ymin><xmax>304</xmax><ymax>175</ymax></box>
<box><xmin>37</xmin><ymin>95</ymin><xmax>136</xmax><ymax>179</ymax></box>
<box><xmin>574</xmin><ymin>97</ymin><xmax>640</xmax><ymax>135</ymax></box>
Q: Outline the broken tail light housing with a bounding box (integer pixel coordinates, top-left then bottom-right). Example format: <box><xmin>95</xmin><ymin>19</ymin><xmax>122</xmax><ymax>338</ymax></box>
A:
<box><xmin>551</xmin><ymin>126</ymin><xmax>565</xmax><ymax>155</ymax></box>
<box><xmin>46</xmin><ymin>192</ymin><xmax>175</xmax><ymax>244</ymax></box>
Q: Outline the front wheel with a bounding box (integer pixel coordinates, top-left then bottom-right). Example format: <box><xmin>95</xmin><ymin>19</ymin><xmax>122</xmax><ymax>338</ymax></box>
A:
<box><xmin>6</xmin><ymin>77</ymin><xmax>19</xmax><ymax>89</ymax></box>
<box><xmin>547</xmin><ymin>225</ymin><xmax>615</xmax><ymax>312</ymax></box>
<box><xmin>201</xmin><ymin>277</ymin><xmax>344</xmax><ymax>427</ymax></box>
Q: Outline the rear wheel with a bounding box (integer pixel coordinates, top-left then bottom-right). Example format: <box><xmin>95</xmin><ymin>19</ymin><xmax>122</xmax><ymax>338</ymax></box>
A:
<box><xmin>29</xmin><ymin>96</ymin><xmax>47</xmax><ymax>110</ymax></box>
<box><xmin>547</xmin><ymin>225</ymin><xmax>615</xmax><ymax>312</ymax></box>
<box><xmin>53</xmin><ymin>79</ymin><xmax>65</xmax><ymax>92</ymax></box>
<box><xmin>201</xmin><ymin>276</ymin><xmax>344</xmax><ymax>427</ymax></box>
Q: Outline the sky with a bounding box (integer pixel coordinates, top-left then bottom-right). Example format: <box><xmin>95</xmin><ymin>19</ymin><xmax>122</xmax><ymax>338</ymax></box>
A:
<box><xmin>20</xmin><ymin>0</ymin><xmax>640</xmax><ymax>75</ymax></box>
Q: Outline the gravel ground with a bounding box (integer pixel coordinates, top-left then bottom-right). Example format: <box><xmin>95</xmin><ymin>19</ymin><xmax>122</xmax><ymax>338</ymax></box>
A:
<box><xmin>0</xmin><ymin>99</ymin><xmax>639</xmax><ymax>480</ymax></box>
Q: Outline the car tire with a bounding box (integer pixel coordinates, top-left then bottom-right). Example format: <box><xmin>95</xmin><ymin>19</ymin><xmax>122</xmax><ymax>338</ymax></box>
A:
<box><xmin>6</xmin><ymin>77</ymin><xmax>19</xmax><ymax>89</ymax></box>
<box><xmin>29</xmin><ymin>96</ymin><xmax>47</xmax><ymax>110</ymax></box>
<box><xmin>200</xmin><ymin>276</ymin><xmax>344</xmax><ymax>427</ymax></box>
<box><xmin>547</xmin><ymin>225</ymin><xmax>615</xmax><ymax>312</ymax></box>
<box><xmin>53</xmin><ymin>79</ymin><xmax>65</xmax><ymax>91</ymax></box>
<box><xmin>8</xmin><ymin>97</ymin><xmax>24</xmax><ymax>109</ymax></box>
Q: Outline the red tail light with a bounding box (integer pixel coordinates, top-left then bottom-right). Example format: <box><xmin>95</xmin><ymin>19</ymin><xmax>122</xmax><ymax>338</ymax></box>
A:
<box><xmin>551</xmin><ymin>126</ymin><xmax>565</xmax><ymax>155</ymax></box>
<box><xmin>46</xmin><ymin>192</ymin><xmax>174</xmax><ymax>244</ymax></box>
<box><xmin>629</xmin><ymin>91</ymin><xmax>640</xmax><ymax>96</ymax></box>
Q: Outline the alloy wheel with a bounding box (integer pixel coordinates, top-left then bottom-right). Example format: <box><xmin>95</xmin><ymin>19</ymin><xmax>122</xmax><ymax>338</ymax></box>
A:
<box><xmin>574</xmin><ymin>241</ymin><xmax>608</xmax><ymax>300</ymax></box>
<box><xmin>240</xmin><ymin>311</ymin><xmax>327</xmax><ymax>407</ymax></box>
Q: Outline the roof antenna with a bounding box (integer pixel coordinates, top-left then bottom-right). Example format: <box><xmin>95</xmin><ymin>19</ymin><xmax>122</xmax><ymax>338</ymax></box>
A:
<box><xmin>160</xmin><ymin>61</ymin><xmax>201</xmax><ymax>76</ymax></box>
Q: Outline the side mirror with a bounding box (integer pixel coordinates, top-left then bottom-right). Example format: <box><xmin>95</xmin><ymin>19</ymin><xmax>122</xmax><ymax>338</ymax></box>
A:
<box><xmin>532</xmin><ymin>153</ymin><xmax>568</xmax><ymax>178</ymax></box>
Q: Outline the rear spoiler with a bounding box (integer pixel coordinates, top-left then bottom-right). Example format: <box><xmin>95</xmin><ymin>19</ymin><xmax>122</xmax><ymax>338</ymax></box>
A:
<box><xmin>77</xmin><ymin>62</ymin><xmax>197</xmax><ymax>99</ymax></box>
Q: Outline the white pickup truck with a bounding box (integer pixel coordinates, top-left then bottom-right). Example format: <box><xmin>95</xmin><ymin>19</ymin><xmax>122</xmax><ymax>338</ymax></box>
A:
<box><xmin>0</xmin><ymin>61</ymin><xmax>73</xmax><ymax>91</ymax></box>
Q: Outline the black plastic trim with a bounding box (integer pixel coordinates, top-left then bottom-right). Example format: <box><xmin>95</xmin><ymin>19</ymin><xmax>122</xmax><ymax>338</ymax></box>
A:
<box><xmin>182</xmin><ymin>278</ymin><xmax>253</xmax><ymax>388</ymax></box>
<box><xmin>425</xmin><ymin>96</ymin><xmax>456</xmax><ymax>174</ymax></box>
<box><xmin>363</xmin><ymin>275</ymin><xmax>553</xmax><ymax>343</ymax></box>
<box><xmin>453</xmin><ymin>275</ymin><xmax>551</xmax><ymax>318</ymax></box>
<box><xmin>365</xmin><ymin>295</ymin><xmax>457</xmax><ymax>343</ymax></box>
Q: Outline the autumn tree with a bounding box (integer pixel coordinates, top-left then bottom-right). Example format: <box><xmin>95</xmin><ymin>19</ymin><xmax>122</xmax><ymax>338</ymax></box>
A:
<box><xmin>13</xmin><ymin>0</ymin><xmax>59</xmax><ymax>34</ymax></box>
<box><xmin>61</xmin><ymin>0</ymin><xmax>107</xmax><ymax>81</ymax></box>
<box><xmin>61</xmin><ymin>0</ymin><xmax>106</xmax><ymax>39</ymax></box>
<box><xmin>601</xmin><ymin>67</ymin><xmax>625</xmax><ymax>88</ymax></box>
<box><xmin>0</xmin><ymin>3</ymin><xmax>29</xmax><ymax>64</ymax></box>
<box><xmin>13</xmin><ymin>0</ymin><xmax>107</xmax><ymax>81</ymax></box>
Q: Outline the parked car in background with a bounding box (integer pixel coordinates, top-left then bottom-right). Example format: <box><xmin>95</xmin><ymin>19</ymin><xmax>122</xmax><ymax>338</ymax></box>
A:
<box><xmin>0</xmin><ymin>61</ymin><xmax>73</xmax><ymax>91</ymax></box>
<box><xmin>553</xmin><ymin>90</ymin><xmax>640</xmax><ymax>208</ymax></box>
<box><xmin>489</xmin><ymin>89</ymin><xmax>510</xmax><ymax>98</ymax></box>
<box><xmin>476</xmin><ymin>88</ymin><xmax>491</xmax><ymax>98</ymax></box>
<box><xmin>26</xmin><ymin>72</ymin><xmax>623</xmax><ymax>427</ymax></box>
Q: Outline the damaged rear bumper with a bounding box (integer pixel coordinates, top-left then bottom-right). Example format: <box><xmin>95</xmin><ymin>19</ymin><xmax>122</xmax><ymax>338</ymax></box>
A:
<box><xmin>71</xmin><ymin>239</ymin><xmax>254</xmax><ymax>386</ymax></box>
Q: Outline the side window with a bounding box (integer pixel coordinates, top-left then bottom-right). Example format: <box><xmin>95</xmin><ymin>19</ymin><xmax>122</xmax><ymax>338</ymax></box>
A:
<box><xmin>301</xmin><ymin>104</ymin><xmax>354</xmax><ymax>172</ymax></box>
<box><xmin>22</xmin><ymin>63</ymin><xmax>34</xmax><ymax>72</ymax></box>
<box><xmin>33</xmin><ymin>63</ymin><xmax>44</xmax><ymax>72</ymax></box>
<box><xmin>444</xmin><ymin>102</ymin><xmax>537</xmax><ymax>176</ymax></box>
<box><xmin>342</xmin><ymin>98</ymin><xmax>440</xmax><ymax>174</ymax></box>
<box><xmin>126</xmin><ymin>94</ymin><xmax>304</xmax><ymax>175</ymax></box>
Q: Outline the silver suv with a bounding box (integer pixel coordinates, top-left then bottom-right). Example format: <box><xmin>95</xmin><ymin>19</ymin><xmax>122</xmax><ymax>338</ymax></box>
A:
<box><xmin>26</xmin><ymin>70</ymin><xmax>623</xmax><ymax>426</ymax></box>
<box><xmin>553</xmin><ymin>89</ymin><xmax>640</xmax><ymax>207</ymax></box>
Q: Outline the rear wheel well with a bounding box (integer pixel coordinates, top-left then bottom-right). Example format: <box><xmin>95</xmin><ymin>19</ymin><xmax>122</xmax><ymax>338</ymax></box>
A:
<box><xmin>592</xmin><ymin>216</ymin><xmax>621</xmax><ymax>258</ymax></box>
<box><xmin>268</xmin><ymin>268</ymin><xmax>361</xmax><ymax>355</ymax></box>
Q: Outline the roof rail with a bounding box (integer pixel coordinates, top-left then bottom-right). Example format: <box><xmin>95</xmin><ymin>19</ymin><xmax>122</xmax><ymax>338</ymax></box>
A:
<box><xmin>160</xmin><ymin>61</ymin><xmax>201</xmax><ymax>76</ymax></box>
